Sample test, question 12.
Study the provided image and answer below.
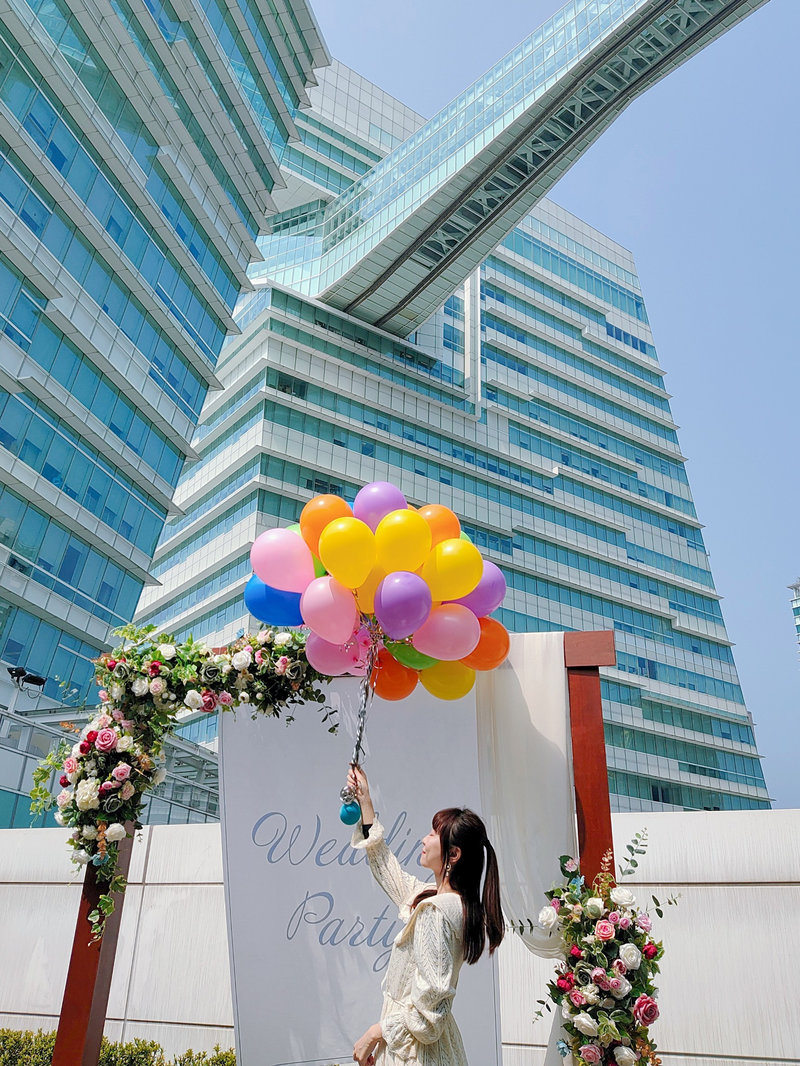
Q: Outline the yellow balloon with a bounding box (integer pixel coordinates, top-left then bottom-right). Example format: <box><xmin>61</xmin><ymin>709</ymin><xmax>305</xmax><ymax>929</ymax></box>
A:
<box><xmin>375</xmin><ymin>509</ymin><xmax>432</xmax><ymax>573</ymax></box>
<box><xmin>318</xmin><ymin>517</ymin><xmax>376</xmax><ymax>589</ymax></box>
<box><xmin>355</xmin><ymin>564</ymin><xmax>387</xmax><ymax>614</ymax></box>
<box><xmin>420</xmin><ymin>538</ymin><xmax>483</xmax><ymax>601</ymax></box>
<box><xmin>419</xmin><ymin>660</ymin><xmax>475</xmax><ymax>701</ymax></box>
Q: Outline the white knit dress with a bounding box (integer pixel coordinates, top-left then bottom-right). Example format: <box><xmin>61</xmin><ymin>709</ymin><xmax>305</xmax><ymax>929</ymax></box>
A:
<box><xmin>352</xmin><ymin>820</ymin><xmax>468</xmax><ymax>1066</ymax></box>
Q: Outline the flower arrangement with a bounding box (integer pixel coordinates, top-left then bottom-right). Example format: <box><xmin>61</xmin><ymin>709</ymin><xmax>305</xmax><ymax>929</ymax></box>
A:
<box><xmin>532</xmin><ymin>835</ymin><xmax>678</xmax><ymax>1066</ymax></box>
<box><xmin>31</xmin><ymin>624</ymin><xmax>330</xmax><ymax>938</ymax></box>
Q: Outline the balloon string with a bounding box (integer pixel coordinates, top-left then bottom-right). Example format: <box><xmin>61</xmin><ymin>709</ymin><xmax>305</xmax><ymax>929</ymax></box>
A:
<box><xmin>351</xmin><ymin>634</ymin><xmax>378</xmax><ymax>767</ymax></box>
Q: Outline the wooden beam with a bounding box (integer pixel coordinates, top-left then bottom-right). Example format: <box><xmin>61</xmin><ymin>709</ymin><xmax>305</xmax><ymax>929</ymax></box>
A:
<box><xmin>52</xmin><ymin>831</ymin><xmax>134</xmax><ymax>1066</ymax></box>
<box><xmin>564</xmin><ymin>631</ymin><xmax>616</xmax><ymax>884</ymax></box>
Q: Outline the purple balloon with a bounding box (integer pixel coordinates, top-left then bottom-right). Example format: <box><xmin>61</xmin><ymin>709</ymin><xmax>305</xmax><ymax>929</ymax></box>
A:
<box><xmin>374</xmin><ymin>571</ymin><xmax>432</xmax><ymax>639</ymax></box>
<box><xmin>450</xmin><ymin>560</ymin><xmax>506</xmax><ymax>617</ymax></box>
<box><xmin>353</xmin><ymin>481</ymin><xmax>407</xmax><ymax>531</ymax></box>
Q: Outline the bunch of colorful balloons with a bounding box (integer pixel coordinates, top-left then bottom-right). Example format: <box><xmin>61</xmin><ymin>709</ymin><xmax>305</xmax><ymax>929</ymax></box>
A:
<box><xmin>245</xmin><ymin>480</ymin><xmax>509</xmax><ymax>701</ymax></box>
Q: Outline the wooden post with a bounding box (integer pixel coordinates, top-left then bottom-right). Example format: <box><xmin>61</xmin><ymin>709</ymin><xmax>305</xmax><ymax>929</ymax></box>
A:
<box><xmin>52</xmin><ymin>831</ymin><xmax>134</xmax><ymax>1066</ymax></box>
<box><xmin>564</xmin><ymin>631</ymin><xmax>617</xmax><ymax>884</ymax></box>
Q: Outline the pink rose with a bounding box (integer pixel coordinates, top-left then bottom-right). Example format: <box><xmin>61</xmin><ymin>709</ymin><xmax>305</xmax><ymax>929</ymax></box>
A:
<box><xmin>612</xmin><ymin>959</ymin><xmax>627</xmax><ymax>975</ymax></box>
<box><xmin>579</xmin><ymin>1046</ymin><xmax>602</xmax><ymax>1065</ymax></box>
<box><xmin>121</xmin><ymin>720</ymin><xmax>134</xmax><ymax>731</ymax></box>
<box><xmin>201</xmin><ymin>689</ymin><xmax>217</xmax><ymax>712</ymax></box>
<box><xmin>569</xmin><ymin>990</ymin><xmax>586</xmax><ymax>1007</ymax></box>
<box><xmin>149</xmin><ymin>677</ymin><xmax>166</xmax><ymax>696</ymax></box>
<box><xmin>618</xmin><ymin>914</ymin><xmax>632</xmax><ymax>930</ymax></box>
<box><xmin>551</xmin><ymin>898</ymin><xmax>561</xmax><ymax>910</ymax></box>
<box><xmin>608</xmin><ymin>976</ymin><xmax>623</xmax><ymax>993</ymax></box>
<box><xmin>632</xmin><ymin>994</ymin><xmax>660</xmax><ymax>1026</ymax></box>
<box><xmin>591</xmin><ymin>967</ymin><xmax>610</xmax><ymax>990</ymax></box>
<box><xmin>119</xmin><ymin>781</ymin><xmax>135</xmax><ymax>801</ymax></box>
<box><xmin>98</xmin><ymin>689</ymin><xmax>109</xmax><ymax>702</ymax></box>
<box><xmin>274</xmin><ymin>655</ymin><xmax>290</xmax><ymax>675</ymax></box>
<box><xmin>218</xmin><ymin>691</ymin><xmax>233</xmax><ymax>705</ymax></box>
<box><xmin>56</xmin><ymin>789</ymin><xmax>72</xmax><ymax>808</ymax></box>
<box><xmin>94</xmin><ymin>728</ymin><xmax>118</xmax><ymax>752</ymax></box>
<box><xmin>63</xmin><ymin>757</ymin><xmax>78</xmax><ymax>775</ymax></box>
<box><xmin>564</xmin><ymin>858</ymin><xmax>578</xmax><ymax>872</ymax></box>
<box><xmin>111</xmin><ymin>763</ymin><xmax>131</xmax><ymax>782</ymax></box>
<box><xmin>255</xmin><ymin>649</ymin><xmax>264</xmax><ymax>665</ymax></box>
<box><xmin>112</xmin><ymin>709</ymin><xmax>124</xmax><ymax>722</ymax></box>
<box><xmin>96</xmin><ymin>714</ymin><xmax>112</xmax><ymax>728</ymax></box>
<box><xmin>99</xmin><ymin>781</ymin><xmax>116</xmax><ymax>794</ymax></box>
<box><xmin>636</xmin><ymin>913</ymin><xmax>652</xmax><ymax>933</ymax></box>
<box><xmin>608</xmin><ymin>911</ymin><xmax>620</xmax><ymax>924</ymax></box>
<box><xmin>595</xmin><ymin>919</ymin><xmax>615</xmax><ymax>941</ymax></box>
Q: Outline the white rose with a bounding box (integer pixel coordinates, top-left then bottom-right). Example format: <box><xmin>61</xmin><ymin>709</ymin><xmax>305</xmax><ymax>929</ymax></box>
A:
<box><xmin>71</xmin><ymin>742</ymin><xmax>83</xmax><ymax>759</ymax></box>
<box><xmin>572</xmin><ymin>1012</ymin><xmax>599</xmax><ymax>1037</ymax></box>
<box><xmin>117</xmin><ymin>735</ymin><xmax>133</xmax><ymax>753</ymax></box>
<box><xmin>614</xmin><ymin>1048</ymin><xmax>638</xmax><ymax>1066</ymax></box>
<box><xmin>610</xmin><ymin>886</ymin><xmax>636</xmax><ymax>908</ymax></box>
<box><xmin>561</xmin><ymin>1002</ymin><xmax>573</xmax><ymax>1021</ymax></box>
<box><xmin>131</xmin><ymin>678</ymin><xmax>149</xmax><ymax>697</ymax></box>
<box><xmin>110</xmin><ymin>683</ymin><xmax>125</xmax><ymax>701</ymax></box>
<box><xmin>105</xmin><ymin>823</ymin><xmax>127</xmax><ymax>842</ymax></box>
<box><xmin>537</xmin><ymin>905</ymin><xmax>558</xmax><ymax>929</ymax></box>
<box><xmin>610</xmin><ymin>976</ymin><xmax>631</xmax><ymax>1000</ymax></box>
<box><xmin>82</xmin><ymin>826</ymin><xmax>98</xmax><ymax>840</ymax></box>
<box><xmin>75</xmin><ymin>779</ymin><xmax>100</xmax><ymax>812</ymax></box>
<box><xmin>85</xmin><ymin>761</ymin><xmax>97</xmax><ymax>774</ymax></box>
<box><xmin>231</xmin><ymin>649</ymin><xmax>252</xmax><ymax>671</ymax></box>
<box><xmin>72</xmin><ymin>849</ymin><xmax>92</xmax><ymax>865</ymax></box>
<box><xmin>584</xmin><ymin>896</ymin><xmax>604</xmax><ymax>918</ymax></box>
<box><xmin>54</xmin><ymin>811</ymin><xmax>66</xmax><ymax>826</ymax></box>
<box><xmin>157</xmin><ymin>643</ymin><xmax>177</xmax><ymax>660</ymax></box>
<box><xmin>239</xmin><ymin>691</ymin><xmax>250</xmax><ymax>703</ymax></box>
<box><xmin>580</xmin><ymin>984</ymin><xmax>600</xmax><ymax>1005</ymax></box>
<box><xmin>184</xmin><ymin>689</ymin><xmax>203</xmax><ymax>709</ymax></box>
<box><xmin>619</xmin><ymin>944</ymin><xmax>642</xmax><ymax>971</ymax></box>
<box><xmin>152</xmin><ymin>767</ymin><xmax>167</xmax><ymax>786</ymax></box>
<box><xmin>274</xmin><ymin>632</ymin><xmax>292</xmax><ymax>647</ymax></box>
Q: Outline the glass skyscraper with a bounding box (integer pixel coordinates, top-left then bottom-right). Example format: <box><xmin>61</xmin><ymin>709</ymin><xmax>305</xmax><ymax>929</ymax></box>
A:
<box><xmin>2</xmin><ymin>0</ymin><xmax>771</xmax><ymax>814</ymax></box>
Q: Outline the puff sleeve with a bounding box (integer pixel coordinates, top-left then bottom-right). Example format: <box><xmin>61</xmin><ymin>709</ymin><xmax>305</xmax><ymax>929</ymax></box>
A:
<box><xmin>381</xmin><ymin>902</ymin><xmax>459</xmax><ymax>1058</ymax></box>
<box><xmin>351</xmin><ymin>820</ymin><xmax>427</xmax><ymax>909</ymax></box>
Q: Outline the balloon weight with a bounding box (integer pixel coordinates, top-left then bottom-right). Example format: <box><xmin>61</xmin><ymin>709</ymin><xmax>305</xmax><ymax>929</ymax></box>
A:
<box><xmin>340</xmin><ymin>802</ymin><xmax>361</xmax><ymax>825</ymax></box>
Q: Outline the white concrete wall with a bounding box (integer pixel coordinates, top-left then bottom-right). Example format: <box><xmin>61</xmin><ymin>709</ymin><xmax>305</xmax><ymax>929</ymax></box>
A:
<box><xmin>2</xmin><ymin>811</ymin><xmax>799</xmax><ymax>1063</ymax></box>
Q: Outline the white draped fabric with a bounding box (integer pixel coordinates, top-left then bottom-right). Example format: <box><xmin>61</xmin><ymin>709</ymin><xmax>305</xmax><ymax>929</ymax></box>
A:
<box><xmin>476</xmin><ymin>632</ymin><xmax>576</xmax><ymax>1062</ymax></box>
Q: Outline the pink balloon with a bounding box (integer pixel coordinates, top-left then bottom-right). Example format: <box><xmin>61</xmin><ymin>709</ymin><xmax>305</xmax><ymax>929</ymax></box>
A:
<box><xmin>305</xmin><ymin>633</ymin><xmax>357</xmax><ymax>676</ymax></box>
<box><xmin>300</xmin><ymin>576</ymin><xmax>358</xmax><ymax>644</ymax></box>
<box><xmin>251</xmin><ymin>528</ymin><xmax>315</xmax><ymax>594</ymax></box>
<box><xmin>412</xmin><ymin>604</ymin><xmax>481</xmax><ymax>661</ymax></box>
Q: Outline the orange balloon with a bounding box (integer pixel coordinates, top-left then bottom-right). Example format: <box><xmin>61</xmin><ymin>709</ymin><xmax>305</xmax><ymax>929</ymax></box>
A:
<box><xmin>460</xmin><ymin>617</ymin><xmax>510</xmax><ymax>671</ymax></box>
<box><xmin>299</xmin><ymin>495</ymin><xmax>352</xmax><ymax>556</ymax></box>
<box><xmin>371</xmin><ymin>648</ymin><xmax>419</xmax><ymax>701</ymax></box>
<box><xmin>418</xmin><ymin>504</ymin><xmax>461</xmax><ymax>547</ymax></box>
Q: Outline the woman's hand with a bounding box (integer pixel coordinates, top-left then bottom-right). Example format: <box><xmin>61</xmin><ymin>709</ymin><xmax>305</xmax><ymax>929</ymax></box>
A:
<box><xmin>353</xmin><ymin>1022</ymin><xmax>382</xmax><ymax>1065</ymax></box>
<box><xmin>347</xmin><ymin>764</ymin><xmax>375</xmax><ymax>823</ymax></box>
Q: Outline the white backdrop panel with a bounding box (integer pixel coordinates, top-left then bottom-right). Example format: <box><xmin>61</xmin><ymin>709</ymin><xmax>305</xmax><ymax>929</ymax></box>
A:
<box><xmin>219</xmin><ymin>677</ymin><xmax>501</xmax><ymax>1066</ymax></box>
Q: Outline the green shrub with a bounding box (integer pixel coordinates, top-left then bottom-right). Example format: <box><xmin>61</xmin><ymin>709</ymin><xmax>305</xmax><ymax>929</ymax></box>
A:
<box><xmin>0</xmin><ymin>1030</ymin><xmax>235</xmax><ymax>1066</ymax></box>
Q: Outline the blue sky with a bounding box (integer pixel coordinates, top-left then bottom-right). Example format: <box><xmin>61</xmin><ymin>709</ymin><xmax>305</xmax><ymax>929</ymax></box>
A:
<box><xmin>309</xmin><ymin>0</ymin><xmax>799</xmax><ymax>808</ymax></box>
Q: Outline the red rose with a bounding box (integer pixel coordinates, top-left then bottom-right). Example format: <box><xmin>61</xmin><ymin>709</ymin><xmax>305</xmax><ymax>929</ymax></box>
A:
<box><xmin>86</xmin><ymin>730</ymin><xmax>98</xmax><ymax>743</ymax></box>
<box><xmin>632</xmin><ymin>994</ymin><xmax>660</xmax><ymax>1027</ymax></box>
<box><xmin>107</xmin><ymin>659</ymin><xmax>117</xmax><ymax>670</ymax></box>
<box><xmin>555</xmin><ymin>972</ymin><xmax>575</xmax><ymax>992</ymax></box>
<box><xmin>148</xmin><ymin>661</ymin><xmax>162</xmax><ymax>676</ymax></box>
<box><xmin>79</xmin><ymin>741</ymin><xmax>91</xmax><ymax>755</ymax></box>
<box><xmin>569</xmin><ymin>944</ymin><xmax>583</xmax><ymax>959</ymax></box>
<box><xmin>642</xmin><ymin>942</ymin><xmax>659</xmax><ymax>960</ymax></box>
<box><xmin>60</xmin><ymin>774</ymin><xmax>69</xmax><ymax>787</ymax></box>
<box><xmin>201</xmin><ymin>689</ymin><xmax>218</xmax><ymax>712</ymax></box>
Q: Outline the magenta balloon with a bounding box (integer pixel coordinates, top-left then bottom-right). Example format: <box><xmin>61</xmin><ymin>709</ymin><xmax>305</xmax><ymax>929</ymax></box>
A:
<box><xmin>412</xmin><ymin>604</ymin><xmax>481</xmax><ymax>661</ymax></box>
<box><xmin>250</xmin><ymin>528</ymin><xmax>315</xmax><ymax>593</ymax></box>
<box><xmin>300</xmin><ymin>576</ymin><xmax>358</xmax><ymax>644</ymax></box>
<box><xmin>451</xmin><ymin>560</ymin><xmax>507</xmax><ymax>617</ymax></box>
<box><xmin>305</xmin><ymin>633</ymin><xmax>356</xmax><ymax>676</ymax></box>
<box><xmin>353</xmin><ymin>481</ymin><xmax>408</xmax><ymax>531</ymax></box>
<box><xmin>374</xmin><ymin>571</ymin><xmax>432</xmax><ymax>639</ymax></box>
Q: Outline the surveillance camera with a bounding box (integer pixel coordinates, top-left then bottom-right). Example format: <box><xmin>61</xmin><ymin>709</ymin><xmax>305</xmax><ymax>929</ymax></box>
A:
<box><xmin>7</xmin><ymin>666</ymin><xmax>27</xmax><ymax>681</ymax></box>
<box><xmin>23</xmin><ymin>673</ymin><xmax>46</xmax><ymax>688</ymax></box>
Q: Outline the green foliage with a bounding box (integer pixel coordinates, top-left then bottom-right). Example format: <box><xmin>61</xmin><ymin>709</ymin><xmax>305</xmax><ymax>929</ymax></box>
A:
<box><xmin>618</xmin><ymin>829</ymin><xmax>648</xmax><ymax>879</ymax></box>
<box><xmin>29</xmin><ymin>742</ymin><xmax>70</xmax><ymax>817</ymax></box>
<box><xmin>0</xmin><ymin>1030</ymin><xmax>236</xmax><ymax>1065</ymax></box>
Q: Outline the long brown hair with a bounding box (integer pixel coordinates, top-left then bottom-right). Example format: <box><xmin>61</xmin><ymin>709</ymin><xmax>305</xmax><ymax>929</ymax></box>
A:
<box><xmin>412</xmin><ymin>807</ymin><xmax>504</xmax><ymax>964</ymax></box>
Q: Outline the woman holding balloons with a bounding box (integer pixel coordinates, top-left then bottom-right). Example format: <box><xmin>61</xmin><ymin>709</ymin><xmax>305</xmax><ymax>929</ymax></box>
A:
<box><xmin>346</xmin><ymin>763</ymin><xmax>504</xmax><ymax>1066</ymax></box>
<box><xmin>246</xmin><ymin>480</ymin><xmax>511</xmax><ymax>703</ymax></box>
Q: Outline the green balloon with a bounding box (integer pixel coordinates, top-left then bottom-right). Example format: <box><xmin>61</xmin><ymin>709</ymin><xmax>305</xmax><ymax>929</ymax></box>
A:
<box><xmin>459</xmin><ymin>530</ymin><xmax>473</xmax><ymax>543</ymax></box>
<box><xmin>287</xmin><ymin>523</ymin><xmax>326</xmax><ymax>576</ymax></box>
<box><xmin>385</xmin><ymin>640</ymin><xmax>439</xmax><ymax>671</ymax></box>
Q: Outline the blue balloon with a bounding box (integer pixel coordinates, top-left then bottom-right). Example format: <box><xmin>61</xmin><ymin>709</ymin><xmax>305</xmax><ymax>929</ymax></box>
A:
<box><xmin>244</xmin><ymin>574</ymin><xmax>303</xmax><ymax>626</ymax></box>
